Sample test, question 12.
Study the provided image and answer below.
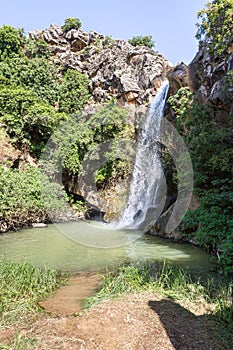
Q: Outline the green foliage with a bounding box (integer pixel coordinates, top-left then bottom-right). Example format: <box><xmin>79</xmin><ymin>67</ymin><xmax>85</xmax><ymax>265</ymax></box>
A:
<box><xmin>168</xmin><ymin>88</ymin><xmax>233</xmax><ymax>275</ymax></box>
<box><xmin>128</xmin><ymin>35</ymin><xmax>154</xmax><ymax>49</ymax></box>
<box><xmin>0</xmin><ymin>85</ymin><xmax>66</xmax><ymax>155</ymax></box>
<box><xmin>25</xmin><ymin>37</ymin><xmax>51</xmax><ymax>58</ymax></box>
<box><xmin>184</xmin><ymin>104</ymin><xmax>232</xmax><ymax>190</ymax></box>
<box><xmin>196</xmin><ymin>0</ymin><xmax>233</xmax><ymax>57</ymax></box>
<box><xmin>59</xmin><ymin>68</ymin><xmax>90</xmax><ymax>114</ymax></box>
<box><xmin>0</xmin><ymin>59</ymin><xmax>90</xmax><ymax>156</ymax></box>
<box><xmin>0</xmin><ymin>259</ymin><xmax>66</xmax><ymax>326</ymax></box>
<box><xmin>0</xmin><ymin>25</ymin><xmax>24</xmax><ymax>61</ymax></box>
<box><xmin>103</xmin><ymin>35</ymin><xmax>114</xmax><ymax>47</ymax></box>
<box><xmin>183</xmin><ymin>185</ymin><xmax>233</xmax><ymax>275</ymax></box>
<box><xmin>0</xmin><ymin>166</ymin><xmax>68</xmax><ymax>231</ymax></box>
<box><xmin>0</xmin><ymin>56</ymin><xmax>60</xmax><ymax>104</ymax></box>
<box><xmin>62</xmin><ymin>17</ymin><xmax>82</xmax><ymax>32</ymax></box>
<box><xmin>168</xmin><ymin>87</ymin><xmax>193</xmax><ymax>120</ymax></box>
<box><xmin>42</xmin><ymin>99</ymin><xmax>131</xmax><ymax>183</ymax></box>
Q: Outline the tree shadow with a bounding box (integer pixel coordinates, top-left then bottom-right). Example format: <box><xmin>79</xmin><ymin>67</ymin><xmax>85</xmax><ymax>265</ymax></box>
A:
<box><xmin>148</xmin><ymin>299</ymin><xmax>231</xmax><ymax>350</ymax></box>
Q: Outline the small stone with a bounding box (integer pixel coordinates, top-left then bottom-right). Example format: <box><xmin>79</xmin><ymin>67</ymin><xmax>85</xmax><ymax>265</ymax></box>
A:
<box><xmin>32</xmin><ymin>223</ymin><xmax>48</xmax><ymax>228</ymax></box>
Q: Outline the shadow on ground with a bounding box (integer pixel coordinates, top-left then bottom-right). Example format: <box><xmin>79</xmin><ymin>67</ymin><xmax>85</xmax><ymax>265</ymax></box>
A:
<box><xmin>149</xmin><ymin>299</ymin><xmax>232</xmax><ymax>350</ymax></box>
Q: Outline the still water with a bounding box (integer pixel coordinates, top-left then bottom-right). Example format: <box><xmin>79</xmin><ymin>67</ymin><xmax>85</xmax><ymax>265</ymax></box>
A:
<box><xmin>0</xmin><ymin>221</ymin><xmax>213</xmax><ymax>273</ymax></box>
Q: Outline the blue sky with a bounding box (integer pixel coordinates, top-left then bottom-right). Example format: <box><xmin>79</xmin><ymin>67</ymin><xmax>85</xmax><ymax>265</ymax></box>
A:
<box><xmin>0</xmin><ymin>0</ymin><xmax>207</xmax><ymax>64</ymax></box>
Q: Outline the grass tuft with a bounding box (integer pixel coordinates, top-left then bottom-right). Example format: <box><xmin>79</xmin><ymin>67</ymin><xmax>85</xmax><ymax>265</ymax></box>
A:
<box><xmin>0</xmin><ymin>258</ymin><xmax>67</xmax><ymax>326</ymax></box>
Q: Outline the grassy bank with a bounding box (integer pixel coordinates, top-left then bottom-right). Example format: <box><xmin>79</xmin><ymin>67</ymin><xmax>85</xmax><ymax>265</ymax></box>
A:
<box><xmin>0</xmin><ymin>259</ymin><xmax>66</xmax><ymax>327</ymax></box>
<box><xmin>0</xmin><ymin>259</ymin><xmax>232</xmax><ymax>347</ymax></box>
<box><xmin>86</xmin><ymin>261</ymin><xmax>233</xmax><ymax>345</ymax></box>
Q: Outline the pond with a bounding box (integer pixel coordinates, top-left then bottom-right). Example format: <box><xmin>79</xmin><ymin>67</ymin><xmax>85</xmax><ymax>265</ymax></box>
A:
<box><xmin>0</xmin><ymin>221</ymin><xmax>213</xmax><ymax>274</ymax></box>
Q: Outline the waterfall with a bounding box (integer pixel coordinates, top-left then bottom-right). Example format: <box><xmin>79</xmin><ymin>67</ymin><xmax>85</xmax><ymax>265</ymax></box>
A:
<box><xmin>117</xmin><ymin>80</ymin><xmax>169</xmax><ymax>231</ymax></box>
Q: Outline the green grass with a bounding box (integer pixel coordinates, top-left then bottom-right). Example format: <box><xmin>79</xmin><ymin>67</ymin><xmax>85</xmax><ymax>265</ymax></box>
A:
<box><xmin>85</xmin><ymin>261</ymin><xmax>233</xmax><ymax>323</ymax></box>
<box><xmin>0</xmin><ymin>259</ymin><xmax>67</xmax><ymax>327</ymax></box>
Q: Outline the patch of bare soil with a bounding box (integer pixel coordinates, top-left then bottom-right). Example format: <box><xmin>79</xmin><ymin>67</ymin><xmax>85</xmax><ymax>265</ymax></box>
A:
<box><xmin>39</xmin><ymin>274</ymin><xmax>101</xmax><ymax>317</ymax></box>
<box><xmin>0</xmin><ymin>276</ymin><xmax>230</xmax><ymax>350</ymax></box>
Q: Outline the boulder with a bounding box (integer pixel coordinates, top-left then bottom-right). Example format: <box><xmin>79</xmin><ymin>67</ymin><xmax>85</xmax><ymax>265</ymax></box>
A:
<box><xmin>168</xmin><ymin>62</ymin><xmax>190</xmax><ymax>93</ymax></box>
<box><xmin>120</xmin><ymin>74</ymin><xmax>140</xmax><ymax>93</ymax></box>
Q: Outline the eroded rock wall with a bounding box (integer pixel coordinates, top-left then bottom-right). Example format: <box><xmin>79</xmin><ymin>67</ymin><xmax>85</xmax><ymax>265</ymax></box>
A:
<box><xmin>30</xmin><ymin>24</ymin><xmax>173</xmax><ymax>107</ymax></box>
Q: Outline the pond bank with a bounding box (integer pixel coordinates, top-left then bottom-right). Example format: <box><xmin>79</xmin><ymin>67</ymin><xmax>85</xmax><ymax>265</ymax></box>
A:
<box><xmin>1</xmin><ymin>263</ymin><xmax>232</xmax><ymax>350</ymax></box>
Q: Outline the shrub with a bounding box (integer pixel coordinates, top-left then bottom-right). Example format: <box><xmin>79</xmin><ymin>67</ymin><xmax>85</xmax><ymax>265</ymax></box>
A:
<box><xmin>0</xmin><ymin>85</ymin><xmax>66</xmax><ymax>155</ymax></box>
<box><xmin>128</xmin><ymin>35</ymin><xmax>154</xmax><ymax>49</ymax></box>
<box><xmin>183</xmin><ymin>186</ymin><xmax>233</xmax><ymax>275</ymax></box>
<box><xmin>25</xmin><ymin>37</ymin><xmax>51</xmax><ymax>58</ymax></box>
<box><xmin>59</xmin><ymin>68</ymin><xmax>90</xmax><ymax>114</ymax></box>
<box><xmin>0</xmin><ymin>56</ymin><xmax>60</xmax><ymax>104</ymax></box>
<box><xmin>41</xmin><ymin>99</ymin><xmax>133</xmax><ymax>190</ymax></box>
<box><xmin>62</xmin><ymin>17</ymin><xmax>82</xmax><ymax>32</ymax></box>
<box><xmin>0</xmin><ymin>166</ymin><xmax>68</xmax><ymax>231</ymax></box>
<box><xmin>0</xmin><ymin>25</ymin><xmax>25</xmax><ymax>60</ymax></box>
<box><xmin>168</xmin><ymin>88</ymin><xmax>233</xmax><ymax>275</ymax></box>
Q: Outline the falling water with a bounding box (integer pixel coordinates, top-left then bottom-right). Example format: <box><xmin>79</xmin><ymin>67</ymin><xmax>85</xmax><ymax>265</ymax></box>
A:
<box><xmin>117</xmin><ymin>80</ymin><xmax>169</xmax><ymax>231</ymax></box>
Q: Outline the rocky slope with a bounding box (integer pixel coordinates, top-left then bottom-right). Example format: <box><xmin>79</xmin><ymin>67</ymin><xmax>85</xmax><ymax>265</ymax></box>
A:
<box><xmin>30</xmin><ymin>24</ymin><xmax>173</xmax><ymax>108</ymax></box>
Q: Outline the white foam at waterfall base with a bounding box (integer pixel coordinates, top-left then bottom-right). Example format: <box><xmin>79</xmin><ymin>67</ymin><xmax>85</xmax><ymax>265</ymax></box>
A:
<box><xmin>117</xmin><ymin>80</ymin><xmax>169</xmax><ymax>231</ymax></box>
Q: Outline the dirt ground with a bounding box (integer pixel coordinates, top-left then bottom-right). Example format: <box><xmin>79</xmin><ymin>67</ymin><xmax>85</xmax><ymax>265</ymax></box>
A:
<box><xmin>0</xmin><ymin>274</ymin><xmax>231</xmax><ymax>350</ymax></box>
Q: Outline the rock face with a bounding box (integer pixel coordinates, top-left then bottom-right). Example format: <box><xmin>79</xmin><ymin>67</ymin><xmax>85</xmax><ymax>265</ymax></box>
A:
<box><xmin>188</xmin><ymin>47</ymin><xmax>233</xmax><ymax>123</ymax></box>
<box><xmin>30</xmin><ymin>24</ymin><xmax>173</xmax><ymax>106</ymax></box>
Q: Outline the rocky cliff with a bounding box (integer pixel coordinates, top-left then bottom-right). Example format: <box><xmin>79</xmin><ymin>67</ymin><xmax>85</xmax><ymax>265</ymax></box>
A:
<box><xmin>30</xmin><ymin>24</ymin><xmax>172</xmax><ymax>107</ymax></box>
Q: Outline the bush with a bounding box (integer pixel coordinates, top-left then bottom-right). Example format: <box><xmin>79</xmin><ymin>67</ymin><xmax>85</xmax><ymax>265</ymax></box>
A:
<box><xmin>59</xmin><ymin>68</ymin><xmax>90</xmax><ymax>114</ymax></box>
<box><xmin>0</xmin><ymin>85</ymin><xmax>66</xmax><ymax>155</ymax></box>
<box><xmin>168</xmin><ymin>88</ymin><xmax>233</xmax><ymax>275</ymax></box>
<box><xmin>183</xmin><ymin>186</ymin><xmax>233</xmax><ymax>275</ymax></box>
<box><xmin>0</xmin><ymin>166</ymin><xmax>68</xmax><ymax>231</ymax></box>
<box><xmin>0</xmin><ymin>25</ymin><xmax>24</xmax><ymax>60</ymax></box>
<box><xmin>41</xmin><ymin>99</ymin><xmax>133</xmax><ymax>192</ymax></box>
<box><xmin>0</xmin><ymin>56</ymin><xmax>60</xmax><ymax>104</ymax></box>
<box><xmin>25</xmin><ymin>37</ymin><xmax>50</xmax><ymax>58</ymax></box>
<box><xmin>62</xmin><ymin>17</ymin><xmax>82</xmax><ymax>33</ymax></box>
<box><xmin>128</xmin><ymin>35</ymin><xmax>154</xmax><ymax>49</ymax></box>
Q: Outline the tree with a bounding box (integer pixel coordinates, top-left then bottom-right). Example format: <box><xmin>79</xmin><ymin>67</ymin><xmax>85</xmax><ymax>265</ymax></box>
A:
<box><xmin>62</xmin><ymin>18</ymin><xmax>82</xmax><ymax>33</ymax></box>
<box><xmin>196</xmin><ymin>0</ymin><xmax>233</xmax><ymax>57</ymax></box>
<box><xmin>0</xmin><ymin>85</ymin><xmax>66</xmax><ymax>155</ymax></box>
<box><xmin>25</xmin><ymin>38</ymin><xmax>50</xmax><ymax>59</ymax></box>
<box><xmin>0</xmin><ymin>25</ymin><xmax>24</xmax><ymax>60</ymax></box>
<box><xmin>59</xmin><ymin>68</ymin><xmax>90</xmax><ymax>114</ymax></box>
<box><xmin>128</xmin><ymin>35</ymin><xmax>155</xmax><ymax>49</ymax></box>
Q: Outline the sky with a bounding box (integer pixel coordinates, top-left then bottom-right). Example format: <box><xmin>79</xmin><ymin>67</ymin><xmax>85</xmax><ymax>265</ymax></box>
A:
<box><xmin>0</xmin><ymin>0</ymin><xmax>208</xmax><ymax>65</ymax></box>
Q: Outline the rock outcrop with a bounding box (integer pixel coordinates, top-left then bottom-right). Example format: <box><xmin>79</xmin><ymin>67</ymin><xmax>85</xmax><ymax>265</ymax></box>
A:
<box><xmin>30</xmin><ymin>24</ymin><xmax>173</xmax><ymax>106</ymax></box>
<box><xmin>188</xmin><ymin>48</ymin><xmax>233</xmax><ymax>123</ymax></box>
